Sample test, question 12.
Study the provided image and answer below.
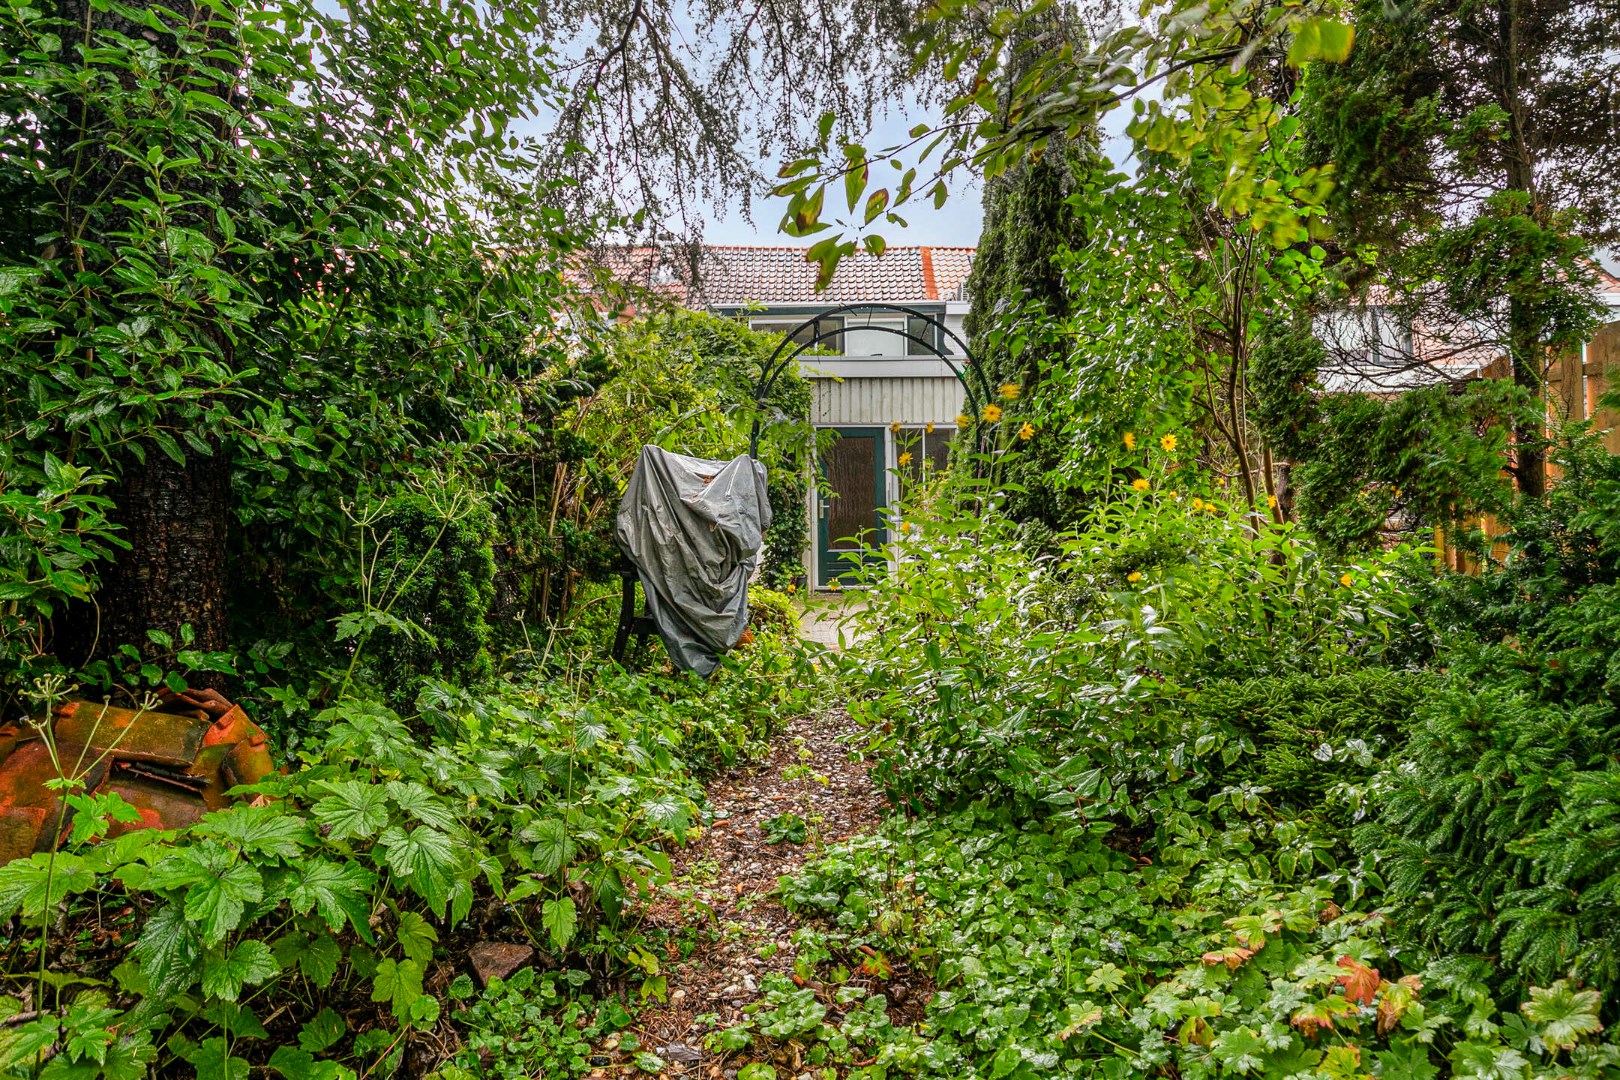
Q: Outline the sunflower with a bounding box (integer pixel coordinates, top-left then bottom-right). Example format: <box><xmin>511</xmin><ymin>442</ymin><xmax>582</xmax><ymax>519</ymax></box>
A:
<box><xmin>1017</xmin><ymin>422</ymin><xmax>1035</xmax><ymax>441</ymax></box>
<box><xmin>1131</xmin><ymin>478</ymin><xmax>1150</xmax><ymax>492</ymax></box>
<box><xmin>981</xmin><ymin>403</ymin><xmax>1003</xmax><ymax>423</ymax></box>
<box><xmin>1159</xmin><ymin>433</ymin><xmax>1177</xmax><ymax>452</ymax></box>
<box><xmin>1123</xmin><ymin>432</ymin><xmax>1137</xmax><ymax>451</ymax></box>
<box><xmin>1000</xmin><ymin>383</ymin><xmax>1022</xmax><ymax>400</ymax></box>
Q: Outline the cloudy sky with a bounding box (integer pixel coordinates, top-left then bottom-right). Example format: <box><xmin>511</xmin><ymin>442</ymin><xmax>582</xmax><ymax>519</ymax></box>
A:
<box><xmin>699</xmin><ymin>100</ymin><xmax>1138</xmax><ymax>248</ymax></box>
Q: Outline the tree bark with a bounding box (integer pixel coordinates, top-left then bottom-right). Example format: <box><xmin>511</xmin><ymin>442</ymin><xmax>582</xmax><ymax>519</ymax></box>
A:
<box><xmin>55</xmin><ymin>443</ymin><xmax>232</xmax><ymax>688</ymax></box>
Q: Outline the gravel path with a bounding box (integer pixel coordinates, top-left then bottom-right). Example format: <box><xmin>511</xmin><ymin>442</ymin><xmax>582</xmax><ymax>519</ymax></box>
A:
<box><xmin>587</xmin><ymin>707</ymin><xmax>891</xmax><ymax>1079</ymax></box>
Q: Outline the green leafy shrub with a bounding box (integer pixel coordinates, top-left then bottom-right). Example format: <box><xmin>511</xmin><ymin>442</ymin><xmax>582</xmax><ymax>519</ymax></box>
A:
<box><xmin>368</xmin><ymin>490</ymin><xmax>499</xmax><ymax>704</ymax></box>
<box><xmin>438</xmin><ymin>967</ymin><xmax>625</xmax><ymax>1080</ymax></box>
<box><xmin>839</xmin><ymin>475</ymin><xmax>1427</xmax><ymax>815</ymax></box>
<box><xmin>1187</xmin><ymin>670</ymin><xmax>1432</xmax><ymax>809</ymax></box>
<box><xmin>1363</xmin><ymin>437</ymin><xmax>1620</xmax><ymax>991</ymax></box>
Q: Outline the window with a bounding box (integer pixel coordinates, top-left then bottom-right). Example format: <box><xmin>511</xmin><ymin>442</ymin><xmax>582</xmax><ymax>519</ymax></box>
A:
<box><xmin>906</xmin><ymin>316</ymin><xmax>941</xmax><ymax>356</ymax></box>
<box><xmin>895</xmin><ymin>426</ymin><xmax>955</xmax><ymax>491</ymax></box>
<box><xmin>750</xmin><ymin>316</ymin><xmax>844</xmax><ymax>351</ymax></box>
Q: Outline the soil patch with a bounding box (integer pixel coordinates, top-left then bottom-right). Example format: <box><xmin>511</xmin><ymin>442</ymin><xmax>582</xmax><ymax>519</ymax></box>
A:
<box><xmin>588</xmin><ymin>707</ymin><xmax>928</xmax><ymax>1078</ymax></box>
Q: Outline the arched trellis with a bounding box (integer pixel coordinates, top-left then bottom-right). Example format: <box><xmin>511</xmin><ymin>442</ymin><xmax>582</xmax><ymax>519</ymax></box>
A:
<box><xmin>746</xmin><ymin>303</ymin><xmax>992</xmax><ymax>458</ymax></box>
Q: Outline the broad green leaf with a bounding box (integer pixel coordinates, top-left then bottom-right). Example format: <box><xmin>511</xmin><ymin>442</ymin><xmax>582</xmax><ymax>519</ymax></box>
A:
<box><xmin>528</xmin><ymin>819</ymin><xmax>575</xmax><ymax>876</ymax></box>
<box><xmin>273</xmin><ymin>931</ymin><xmax>343</xmax><ymax>988</ymax></box>
<box><xmin>269</xmin><ymin>1046</ymin><xmax>354</xmax><ymax>1080</ymax></box>
<box><xmin>542</xmin><ymin>896</ymin><xmax>578</xmax><ymax>951</ymax></box>
<box><xmin>298</xmin><ymin>1008</ymin><xmax>347</xmax><ymax>1053</ymax></box>
<box><xmin>182</xmin><ymin>1038</ymin><xmax>248</xmax><ymax>1080</ymax></box>
<box><xmin>1522</xmin><ymin>981</ymin><xmax>1604</xmax><ymax>1049</ymax></box>
<box><xmin>313</xmin><ymin>781</ymin><xmax>389</xmax><ymax>840</ymax></box>
<box><xmin>183</xmin><ymin>859</ymin><xmax>264</xmax><ymax>945</ymax></box>
<box><xmin>202</xmin><ymin>939</ymin><xmax>281</xmax><ymax>1002</ymax></box>
<box><xmin>130</xmin><ymin>902</ymin><xmax>203</xmax><ymax>998</ymax></box>
<box><xmin>379</xmin><ymin>825</ymin><xmax>455</xmax><ymax>915</ymax></box>
<box><xmin>0</xmin><ymin>853</ymin><xmax>96</xmax><ymax>919</ymax></box>
<box><xmin>288</xmin><ymin>859</ymin><xmax>375</xmax><ymax>937</ymax></box>
<box><xmin>385</xmin><ymin>781</ymin><xmax>458</xmax><ymax>831</ymax></box>
<box><xmin>371</xmin><ymin>957</ymin><xmax>424</xmax><ymax>1022</ymax></box>
<box><xmin>396</xmin><ymin>910</ymin><xmax>438</xmax><ymax>966</ymax></box>
<box><xmin>193</xmin><ymin>804</ymin><xmax>311</xmax><ymax>858</ymax></box>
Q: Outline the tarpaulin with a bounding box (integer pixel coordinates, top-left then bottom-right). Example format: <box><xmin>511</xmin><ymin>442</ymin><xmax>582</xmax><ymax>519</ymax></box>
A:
<box><xmin>615</xmin><ymin>446</ymin><xmax>772</xmax><ymax>676</ymax></box>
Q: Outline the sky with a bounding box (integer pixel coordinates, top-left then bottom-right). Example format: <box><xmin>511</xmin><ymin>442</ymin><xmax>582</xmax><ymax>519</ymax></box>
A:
<box><xmin>699</xmin><ymin>99</ymin><xmax>1139</xmax><ymax>249</ymax></box>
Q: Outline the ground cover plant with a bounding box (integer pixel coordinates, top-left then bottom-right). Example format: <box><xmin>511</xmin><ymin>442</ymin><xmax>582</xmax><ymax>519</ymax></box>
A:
<box><xmin>736</xmin><ymin>439</ymin><xmax>1620</xmax><ymax>1079</ymax></box>
<box><xmin>0</xmin><ymin>622</ymin><xmax>816</xmax><ymax>1078</ymax></box>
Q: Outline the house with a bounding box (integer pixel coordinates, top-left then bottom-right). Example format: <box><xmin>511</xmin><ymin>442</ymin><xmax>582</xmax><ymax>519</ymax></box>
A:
<box><xmin>639</xmin><ymin>244</ymin><xmax>979</xmax><ymax>588</ymax></box>
<box><xmin>1314</xmin><ymin>267</ymin><xmax>1620</xmax><ymax>454</ymax></box>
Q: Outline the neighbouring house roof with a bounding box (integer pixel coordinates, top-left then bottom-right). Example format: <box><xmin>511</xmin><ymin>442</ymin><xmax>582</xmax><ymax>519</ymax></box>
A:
<box><xmin>583</xmin><ymin>244</ymin><xmax>976</xmax><ymax>308</ymax></box>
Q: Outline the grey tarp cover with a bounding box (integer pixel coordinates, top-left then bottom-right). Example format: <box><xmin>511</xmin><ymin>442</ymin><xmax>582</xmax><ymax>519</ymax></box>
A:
<box><xmin>615</xmin><ymin>446</ymin><xmax>772</xmax><ymax>676</ymax></box>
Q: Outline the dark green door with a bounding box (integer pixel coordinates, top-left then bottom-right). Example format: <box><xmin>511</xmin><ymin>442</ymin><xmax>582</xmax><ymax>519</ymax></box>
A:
<box><xmin>816</xmin><ymin>428</ymin><xmax>886</xmax><ymax>587</ymax></box>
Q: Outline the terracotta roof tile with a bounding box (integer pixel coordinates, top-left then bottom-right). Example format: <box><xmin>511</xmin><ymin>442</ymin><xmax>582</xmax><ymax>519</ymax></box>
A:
<box><xmin>585</xmin><ymin>244</ymin><xmax>975</xmax><ymax>307</ymax></box>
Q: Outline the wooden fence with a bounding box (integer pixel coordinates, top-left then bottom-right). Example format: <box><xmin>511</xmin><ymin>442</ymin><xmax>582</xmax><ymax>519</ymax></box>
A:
<box><xmin>1435</xmin><ymin>320</ymin><xmax>1620</xmax><ymax>572</ymax></box>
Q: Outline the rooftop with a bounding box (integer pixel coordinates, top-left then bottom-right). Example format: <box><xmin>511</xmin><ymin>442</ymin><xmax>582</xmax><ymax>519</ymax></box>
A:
<box><xmin>587</xmin><ymin>244</ymin><xmax>976</xmax><ymax>307</ymax></box>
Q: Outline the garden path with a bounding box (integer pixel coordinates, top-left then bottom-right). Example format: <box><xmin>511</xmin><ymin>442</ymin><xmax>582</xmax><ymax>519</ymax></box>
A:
<box><xmin>586</xmin><ymin>706</ymin><xmax>897</xmax><ymax>1079</ymax></box>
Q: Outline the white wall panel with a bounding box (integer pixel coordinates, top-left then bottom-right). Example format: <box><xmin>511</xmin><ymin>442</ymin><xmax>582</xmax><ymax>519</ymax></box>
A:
<box><xmin>812</xmin><ymin>376</ymin><xmax>965</xmax><ymax>426</ymax></box>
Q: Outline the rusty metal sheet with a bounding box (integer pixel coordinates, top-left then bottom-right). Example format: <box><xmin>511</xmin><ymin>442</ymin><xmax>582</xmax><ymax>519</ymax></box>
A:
<box><xmin>0</xmin><ymin>806</ymin><xmax>48</xmax><ymax>865</ymax></box>
<box><xmin>52</xmin><ymin>703</ymin><xmax>208</xmax><ymax>768</ymax></box>
<box><xmin>103</xmin><ymin>777</ymin><xmax>206</xmax><ymax>837</ymax></box>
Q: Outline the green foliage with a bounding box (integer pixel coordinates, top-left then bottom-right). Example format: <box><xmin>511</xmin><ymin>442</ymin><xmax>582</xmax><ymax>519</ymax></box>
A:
<box><xmin>762</xmin><ymin>812</ymin><xmax>807</xmax><ymax>845</ymax></box>
<box><xmin>0</xmin><ymin>633</ymin><xmax>815</xmax><ymax>1078</ymax></box>
<box><xmin>1363</xmin><ymin>437</ymin><xmax>1620</xmax><ymax>991</ymax></box>
<box><xmin>438</xmin><ymin>967</ymin><xmax>611</xmax><ymax>1080</ymax></box>
<box><xmin>368</xmin><ymin>492</ymin><xmax>498</xmax><ymax>704</ymax></box>
<box><xmin>1189</xmin><ymin>670</ymin><xmax>1431</xmax><ymax>811</ymax></box>
<box><xmin>840</xmin><ymin>473</ymin><xmax>1427</xmax><ymax>814</ymax></box>
<box><xmin>1251</xmin><ymin>320</ymin><xmax>1522</xmax><ymax>552</ymax></box>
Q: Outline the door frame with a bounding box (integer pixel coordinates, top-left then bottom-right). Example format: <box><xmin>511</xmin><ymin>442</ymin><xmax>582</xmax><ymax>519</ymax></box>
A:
<box><xmin>814</xmin><ymin>426</ymin><xmax>888</xmax><ymax>588</ymax></box>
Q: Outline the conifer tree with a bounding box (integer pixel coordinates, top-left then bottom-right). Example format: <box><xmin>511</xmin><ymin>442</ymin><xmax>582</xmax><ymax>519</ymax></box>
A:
<box><xmin>1302</xmin><ymin>0</ymin><xmax>1619</xmax><ymax>496</ymax></box>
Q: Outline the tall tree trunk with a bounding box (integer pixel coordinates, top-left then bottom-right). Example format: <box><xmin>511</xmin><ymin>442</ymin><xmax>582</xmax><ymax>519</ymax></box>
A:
<box><xmin>1497</xmin><ymin>0</ymin><xmax>1547</xmax><ymax>497</ymax></box>
<box><xmin>43</xmin><ymin>0</ymin><xmax>239</xmax><ymax>686</ymax></box>
<box><xmin>1509</xmin><ymin>293</ymin><xmax>1546</xmax><ymax>497</ymax></box>
<box><xmin>56</xmin><ymin>443</ymin><xmax>232</xmax><ymax>688</ymax></box>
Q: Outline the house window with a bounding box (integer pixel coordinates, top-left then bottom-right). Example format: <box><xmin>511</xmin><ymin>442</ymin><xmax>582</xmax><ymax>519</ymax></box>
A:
<box><xmin>895</xmin><ymin>426</ymin><xmax>954</xmax><ymax>490</ymax></box>
<box><xmin>906</xmin><ymin>316</ymin><xmax>941</xmax><ymax>356</ymax></box>
<box><xmin>751</xmin><ymin>316</ymin><xmax>844</xmax><ymax>352</ymax></box>
<box><xmin>843</xmin><ymin>315</ymin><xmax>907</xmax><ymax>357</ymax></box>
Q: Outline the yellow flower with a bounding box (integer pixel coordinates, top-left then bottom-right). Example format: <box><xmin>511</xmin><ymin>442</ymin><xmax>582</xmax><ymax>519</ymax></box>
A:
<box><xmin>1159</xmin><ymin>433</ymin><xmax>1177</xmax><ymax>452</ymax></box>
<box><xmin>956</xmin><ymin>413</ymin><xmax>972</xmax><ymax>428</ymax></box>
<box><xmin>1206</xmin><ymin>502</ymin><xmax>1219</xmax><ymax>513</ymax></box>
<box><xmin>981</xmin><ymin>403</ymin><xmax>1003</xmax><ymax>423</ymax></box>
<box><xmin>925</xmin><ymin>422</ymin><xmax>935</xmax><ymax>434</ymax></box>
<box><xmin>1339</xmin><ymin>573</ymin><xmax>1354</xmax><ymax>587</ymax></box>
<box><xmin>1170</xmin><ymin>491</ymin><xmax>1181</xmax><ymax>501</ymax></box>
<box><xmin>1131</xmin><ymin>478</ymin><xmax>1150</xmax><ymax>492</ymax></box>
<box><xmin>786</xmin><ymin>583</ymin><xmax>797</xmax><ymax>594</ymax></box>
<box><xmin>1017</xmin><ymin>422</ymin><xmax>1035</xmax><ymax>441</ymax></box>
<box><xmin>1123</xmin><ymin>432</ymin><xmax>1137</xmax><ymax>451</ymax></box>
<box><xmin>1127</xmin><ymin>571</ymin><xmax>1143</xmax><ymax>583</ymax></box>
<box><xmin>829</xmin><ymin>579</ymin><xmax>842</xmax><ymax>591</ymax></box>
<box><xmin>1267</xmin><ymin>494</ymin><xmax>1278</xmax><ymax>509</ymax></box>
<box><xmin>1000</xmin><ymin>383</ymin><xmax>1022</xmax><ymax>400</ymax></box>
<box><xmin>897</xmin><ymin>451</ymin><xmax>913</xmax><ymax>467</ymax></box>
<box><xmin>889</xmin><ymin>420</ymin><xmax>902</xmax><ymax>433</ymax></box>
<box><xmin>1192</xmin><ymin>498</ymin><xmax>1205</xmax><ymax>511</ymax></box>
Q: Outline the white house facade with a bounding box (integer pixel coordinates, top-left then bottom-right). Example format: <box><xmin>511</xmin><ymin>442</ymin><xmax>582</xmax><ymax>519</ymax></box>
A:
<box><xmin>690</xmin><ymin>245</ymin><xmax>977</xmax><ymax>588</ymax></box>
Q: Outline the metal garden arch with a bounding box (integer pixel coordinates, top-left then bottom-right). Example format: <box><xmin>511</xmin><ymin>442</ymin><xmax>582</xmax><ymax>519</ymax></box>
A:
<box><xmin>746</xmin><ymin>303</ymin><xmax>992</xmax><ymax>457</ymax></box>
